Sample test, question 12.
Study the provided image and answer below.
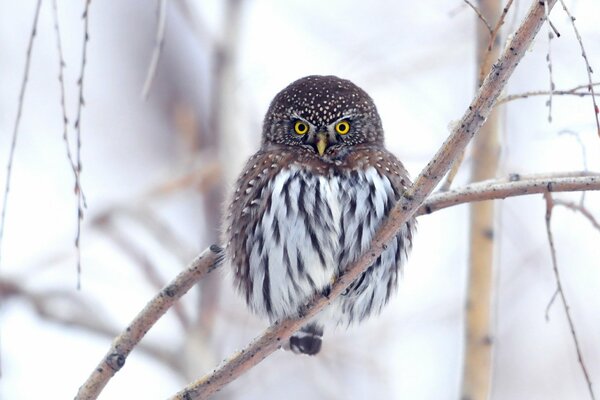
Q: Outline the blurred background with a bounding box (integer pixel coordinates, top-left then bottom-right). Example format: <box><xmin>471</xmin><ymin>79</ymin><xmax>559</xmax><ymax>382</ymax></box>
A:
<box><xmin>0</xmin><ymin>0</ymin><xmax>599</xmax><ymax>399</ymax></box>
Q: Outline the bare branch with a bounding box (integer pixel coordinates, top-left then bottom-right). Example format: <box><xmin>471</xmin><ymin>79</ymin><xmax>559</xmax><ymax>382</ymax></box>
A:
<box><xmin>0</xmin><ymin>0</ymin><xmax>42</xmax><ymax>269</ymax></box>
<box><xmin>51</xmin><ymin>0</ymin><xmax>80</xmax><ymax>184</ymax></box>
<box><xmin>74</xmin><ymin>246</ymin><xmax>223</xmax><ymax>400</ymax></box>
<box><xmin>0</xmin><ymin>279</ymin><xmax>183</xmax><ymax>374</ymax></box>
<box><xmin>73</xmin><ymin>0</ymin><xmax>92</xmax><ymax>289</ymax></box>
<box><xmin>440</xmin><ymin>148</ymin><xmax>466</xmax><ymax>191</ymax></box>
<box><xmin>497</xmin><ymin>82</ymin><xmax>600</xmax><ymax>104</ymax></box>
<box><xmin>420</xmin><ymin>172</ymin><xmax>600</xmax><ymax>215</ymax></box>
<box><xmin>141</xmin><ymin>0</ymin><xmax>168</xmax><ymax>99</ymax></box>
<box><xmin>51</xmin><ymin>0</ymin><xmax>89</xmax><ymax>291</ymax></box>
<box><xmin>543</xmin><ymin>193</ymin><xmax>595</xmax><ymax>399</ymax></box>
<box><xmin>558</xmin><ymin>0</ymin><xmax>600</xmax><ymax>136</ymax></box>
<box><xmin>464</xmin><ymin>0</ymin><xmax>493</xmax><ymax>34</ymax></box>
<box><xmin>488</xmin><ymin>0</ymin><xmax>515</xmax><ymax>51</ymax></box>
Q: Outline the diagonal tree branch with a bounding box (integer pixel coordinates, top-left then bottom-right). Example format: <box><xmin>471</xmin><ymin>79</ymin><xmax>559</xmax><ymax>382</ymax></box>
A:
<box><xmin>74</xmin><ymin>246</ymin><xmax>223</xmax><ymax>399</ymax></box>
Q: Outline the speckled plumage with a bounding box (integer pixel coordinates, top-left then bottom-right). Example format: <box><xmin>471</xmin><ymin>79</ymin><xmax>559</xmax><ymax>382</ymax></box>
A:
<box><xmin>223</xmin><ymin>76</ymin><xmax>415</xmax><ymax>355</ymax></box>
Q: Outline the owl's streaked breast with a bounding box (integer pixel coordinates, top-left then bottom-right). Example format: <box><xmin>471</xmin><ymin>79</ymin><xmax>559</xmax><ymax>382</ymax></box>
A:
<box><xmin>227</xmin><ymin>163</ymin><xmax>411</xmax><ymax>326</ymax></box>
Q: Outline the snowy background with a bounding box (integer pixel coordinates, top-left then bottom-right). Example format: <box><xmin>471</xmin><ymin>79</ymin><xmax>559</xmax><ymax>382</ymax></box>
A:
<box><xmin>0</xmin><ymin>0</ymin><xmax>599</xmax><ymax>399</ymax></box>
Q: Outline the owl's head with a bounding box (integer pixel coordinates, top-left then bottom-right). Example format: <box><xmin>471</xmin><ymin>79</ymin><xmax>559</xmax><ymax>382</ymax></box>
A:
<box><xmin>262</xmin><ymin>75</ymin><xmax>384</xmax><ymax>156</ymax></box>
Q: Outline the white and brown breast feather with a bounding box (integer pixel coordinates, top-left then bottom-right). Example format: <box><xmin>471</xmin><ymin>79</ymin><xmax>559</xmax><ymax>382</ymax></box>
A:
<box><xmin>223</xmin><ymin>146</ymin><xmax>415</xmax><ymax>326</ymax></box>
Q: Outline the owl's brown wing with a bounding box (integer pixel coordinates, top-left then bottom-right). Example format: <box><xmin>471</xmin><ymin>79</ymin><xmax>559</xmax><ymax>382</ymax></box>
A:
<box><xmin>223</xmin><ymin>148</ymin><xmax>296</xmax><ymax>304</ymax></box>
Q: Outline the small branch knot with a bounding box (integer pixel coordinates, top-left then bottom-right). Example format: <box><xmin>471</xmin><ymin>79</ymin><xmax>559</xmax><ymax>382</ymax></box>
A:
<box><xmin>106</xmin><ymin>353</ymin><xmax>126</xmax><ymax>371</ymax></box>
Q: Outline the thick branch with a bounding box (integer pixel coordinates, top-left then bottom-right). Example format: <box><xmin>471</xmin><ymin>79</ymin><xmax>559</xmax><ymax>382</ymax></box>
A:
<box><xmin>74</xmin><ymin>246</ymin><xmax>223</xmax><ymax>400</ymax></box>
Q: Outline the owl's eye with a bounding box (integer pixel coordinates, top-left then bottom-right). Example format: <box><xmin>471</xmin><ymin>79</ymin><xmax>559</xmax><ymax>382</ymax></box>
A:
<box><xmin>294</xmin><ymin>121</ymin><xmax>309</xmax><ymax>135</ymax></box>
<box><xmin>335</xmin><ymin>120</ymin><xmax>351</xmax><ymax>135</ymax></box>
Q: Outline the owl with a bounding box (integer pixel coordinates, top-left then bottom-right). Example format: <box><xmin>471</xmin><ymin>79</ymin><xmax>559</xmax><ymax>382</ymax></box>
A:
<box><xmin>223</xmin><ymin>75</ymin><xmax>415</xmax><ymax>355</ymax></box>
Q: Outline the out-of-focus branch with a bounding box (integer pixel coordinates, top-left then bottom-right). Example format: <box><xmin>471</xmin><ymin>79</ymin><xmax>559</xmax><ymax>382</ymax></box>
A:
<box><xmin>464</xmin><ymin>0</ymin><xmax>493</xmax><ymax>34</ymax></box>
<box><xmin>94</xmin><ymin>215</ymin><xmax>191</xmax><ymax>330</ymax></box>
<box><xmin>488</xmin><ymin>0</ymin><xmax>514</xmax><ymax>50</ymax></box>
<box><xmin>0</xmin><ymin>279</ymin><xmax>183</xmax><ymax>374</ymax></box>
<box><xmin>142</xmin><ymin>0</ymin><xmax>168</xmax><ymax>99</ymax></box>
<box><xmin>543</xmin><ymin>193</ymin><xmax>596</xmax><ymax>399</ymax></box>
<box><xmin>74</xmin><ymin>246</ymin><xmax>223</xmax><ymax>400</ymax></box>
<box><xmin>0</xmin><ymin>0</ymin><xmax>42</xmax><ymax>269</ymax></box>
<box><xmin>462</xmin><ymin>0</ymin><xmax>503</xmax><ymax>398</ymax></box>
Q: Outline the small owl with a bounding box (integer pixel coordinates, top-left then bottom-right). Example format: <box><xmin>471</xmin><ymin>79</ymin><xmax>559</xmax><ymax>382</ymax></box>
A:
<box><xmin>223</xmin><ymin>75</ymin><xmax>415</xmax><ymax>355</ymax></box>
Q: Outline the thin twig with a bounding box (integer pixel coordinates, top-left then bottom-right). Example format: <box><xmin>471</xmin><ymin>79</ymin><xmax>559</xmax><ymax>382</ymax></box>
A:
<box><xmin>496</xmin><ymin>82</ymin><xmax>600</xmax><ymax>104</ymax></box>
<box><xmin>543</xmin><ymin>192</ymin><xmax>595</xmax><ymax>400</ymax></box>
<box><xmin>440</xmin><ymin>147</ymin><xmax>466</xmax><ymax>191</ymax></box>
<box><xmin>141</xmin><ymin>0</ymin><xmax>168</xmax><ymax>99</ymax></box>
<box><xmin>73</xmin><ymin>0</ymin><xmax>92</xmax><ymax>289</ymax></box>
<box><xmin>464</xmin><ymin>0</ymin><xmax>493</xmax><ymax>34</ymax></box>
<box><xmin>0</xmin><ymin>0</ymin><xmax>42</xmax><ymax>270</ymax></box>
<box><xmin>558</xmin><ymin>0</ymin><xmax>600</xmax><ymax>137</ymax></box>
<box><xmin>74</xmin><ymin>246</ymin><xmax>223</xmax><ymax>399</ymax></box>
<box><xmin>554</xmin><ymin>199</ymin><xmax>600</xmax><ymax>232</ymax></box>
<box><xmin>488</xmin><ymin>0</ymin><xmax>515</xmax><ymax>51</ymax></box>
<box><xmin>52</xmin><ymin>0</ymin><xmax>88</xmax><ymax>290</ymax></box>
<box><xmin>0</xmin><ymin>0</ymin><xmax>42</xmax><ymax>378</ymax></box>
<box><xmin>543</xmin><ymin>0</ymin><xmax>556</xmax><ymax>123</ymax></box>
<box><xmin>51</xmin><ymin>0</ymin><xmax>79</xmax><ymax>181</ymax></box>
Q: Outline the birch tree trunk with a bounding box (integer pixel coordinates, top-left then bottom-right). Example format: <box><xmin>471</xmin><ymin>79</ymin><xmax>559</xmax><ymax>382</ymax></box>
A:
<box><xmin>462</xmin><ymin>1</ymin><xmax>503</xmax><ymax>399</ymax></box>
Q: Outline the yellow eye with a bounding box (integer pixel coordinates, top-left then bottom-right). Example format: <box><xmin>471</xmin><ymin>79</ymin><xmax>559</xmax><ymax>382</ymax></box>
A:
<box><xmin>294</xmin><ymin>121</ymin><xmax>309</xmax><ymax>135</ymax></box>
<box><xmin>335</xmin><ymin>120</ymin><xmax>350</xmax><ymax>135</ymax></box>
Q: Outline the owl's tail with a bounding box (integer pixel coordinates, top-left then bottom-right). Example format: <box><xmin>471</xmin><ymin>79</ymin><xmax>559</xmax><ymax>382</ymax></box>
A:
<box><xmin>289</xmin><ymin>323</ymin><xmax>323</xmax><ymax>355</ymax></box>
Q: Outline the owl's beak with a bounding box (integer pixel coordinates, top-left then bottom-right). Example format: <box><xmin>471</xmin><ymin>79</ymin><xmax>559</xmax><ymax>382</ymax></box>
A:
<box><xmin>316</xmin><ymin>133</ymin><xmax>328</xmax><ymax>156</ymax></box>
